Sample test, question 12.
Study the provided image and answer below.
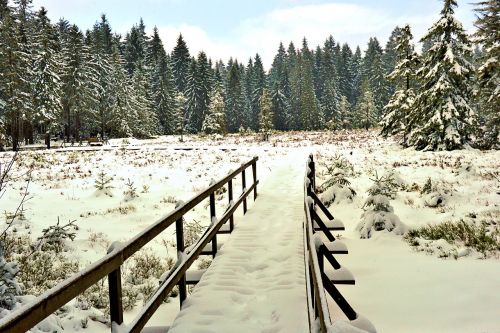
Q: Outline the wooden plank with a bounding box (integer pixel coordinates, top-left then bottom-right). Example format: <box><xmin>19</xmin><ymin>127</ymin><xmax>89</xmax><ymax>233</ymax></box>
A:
<box><xmin>125</xmin><ymin>182</ymin><xmax>258</xmax><ymax>333</ymax></box>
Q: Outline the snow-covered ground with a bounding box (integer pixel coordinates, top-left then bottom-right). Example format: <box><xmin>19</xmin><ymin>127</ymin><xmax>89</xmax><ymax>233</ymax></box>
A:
<box><xmin>1</xmin><ymin>130</ymin><xmax>499</xmax><ymax>333</ymax></box>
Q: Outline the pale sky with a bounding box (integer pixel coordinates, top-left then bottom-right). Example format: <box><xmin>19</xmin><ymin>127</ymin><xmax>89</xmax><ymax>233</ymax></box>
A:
<box><xmin>30</xmin><ymin>0</ymin><xmax>477</xmax><ymax>67</ymax></box>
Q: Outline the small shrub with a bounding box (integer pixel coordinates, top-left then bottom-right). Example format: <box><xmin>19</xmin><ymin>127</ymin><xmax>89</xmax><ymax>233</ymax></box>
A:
<box><xmin>421</xmin><ymin>177</ymin><xmax>432</xmax><ymax>194</ymax></box>
<box><xmin>127</xmin><ymin>250</ymin><xmax>165</xmax><ymax>285</ymax></box>
<box><xmin>94</xmin><ymin>171</ymin><xmax>114</xmax><ymax>192</ymax></box>
<box><xmin>123</xmin><ymin>178</ymin><xmax>138</xmax><ymax>201</ymax></box>
<box><xmin>404</xmin><ymin>220</ymin><xmax>500</xmax><ymax>257</ymax></box>
<box><xmin>36</xmin><ymin>218</ymin><xmax>78</xmax><ymax>253</ymax></box>
<box><xmin>197</xmin><ymin>258</ymin><xmax>212</xmax><ymax>270</ymax></box>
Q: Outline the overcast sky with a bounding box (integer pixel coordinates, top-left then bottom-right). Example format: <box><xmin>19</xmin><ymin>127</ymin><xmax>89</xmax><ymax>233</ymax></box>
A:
<box><xmin>30</xmin><ymin>0</ymin><xmax>477</xmax><ymax>67</ymax></box>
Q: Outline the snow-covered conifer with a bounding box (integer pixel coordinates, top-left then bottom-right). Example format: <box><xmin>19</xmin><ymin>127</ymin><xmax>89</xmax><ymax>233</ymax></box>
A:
<box><xmin>173</xmin><ymin>92</ymin><xmax>186</xmax><ymax>141</ymax></box>
<box><xmin>409</xmin><ymin>0</ymin><xmax>477</xmax><ymax>150</ymax></box>
<box><xmin>32</xmin><ymin>7</ymin><xmax>62</xmax><ymax>140</ymax></box>
<box><xmin>473</xmin><ymin>0</ymin><xmax>499</xmax><ymax>149</ymax></box>
<box><xmin>380</xmin><ymin>25</ymin><xmax>419</xmax><ymax>145</ymax></box>
<box><xmin>356</xmin><ymin>83</ymin><xmax>377</xmax><ymax>130</ymax></box>
<box><xmin>357</xmin><ymin>172</ymin><xmax>406</xmax><ymax>239</ymax></box>
<box><xmin>259</xmin><ymin>88</ymin><xmax>273</xmax><ymax>141</ymax></box>
<box><xmin>202</xmin><ymin>86</ymin><xmax>226</xmax><ymax>135</ymax></box>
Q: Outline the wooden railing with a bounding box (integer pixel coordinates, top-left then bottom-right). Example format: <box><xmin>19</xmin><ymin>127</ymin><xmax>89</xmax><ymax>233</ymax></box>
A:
<box><xmin>0</xmin><ymin>157</ymin><xmax>259</xmax><ymax>333</ymax></box>
<box><xmin>304</xmin><ymin>154</ymin><xmax>376</xmax><ymax>333</ymax></box>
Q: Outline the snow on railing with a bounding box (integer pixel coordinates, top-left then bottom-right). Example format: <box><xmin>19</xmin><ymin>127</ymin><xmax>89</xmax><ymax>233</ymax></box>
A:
<box><xmin>0</xmin><ymin>157</ymin><xmax>259</xmax><ymax>333</ymax></box>
<box><xmin>303</xmin><ymin>153</ymin><xmax>376</xmax><ymax>333</ymax></box>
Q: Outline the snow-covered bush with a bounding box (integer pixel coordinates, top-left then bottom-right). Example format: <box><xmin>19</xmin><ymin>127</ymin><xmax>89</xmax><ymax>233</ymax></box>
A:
<box><xmin>357</xmin><ymin>172</ymin><xmax>407</xmax><ymax>238</ymax></box>
<box><xmin>317</xmin><ymin>154</ymin><xmax>357</xmax><ymax>205</ymax></box>
<box><xmin>126</xmin><ymin>249</ymin><xmax>166</xmax><ymax>285</ymax></box>
<box><xmin>404</xmin><ymin>219</ymin><xmax>500</xmax><ymax>258</ymax></box>
<box><xmin>0</xmin><ymin>247</ymin><xmax>21</xmax><ymax>310</ymax></box>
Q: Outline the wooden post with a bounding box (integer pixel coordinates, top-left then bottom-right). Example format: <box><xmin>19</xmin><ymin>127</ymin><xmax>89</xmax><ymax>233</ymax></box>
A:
<box><xmin>242</xmin><ymin>169</ymin><xmax>247</xmax><ymax>214</ymax></box>
<box><xmin>210</xmin><ymin>192</ymin><xmax>217</xmax><ymax>258</ymax></box>
<box><xmin>107</xmin><ymin>243</ymin><xmax>123</xmax><ymax>330</ymax></box>
<box><xmin>252</xmin><ymin>161</ymin><xmax>257</xmax><ymax>200</ymax></box>
<box><xmin>175</xmin><ymin>201</ymin><xmax>187</xmax><ymax>306</ymax></box>
<box><xmin>228</xmin><ymin>179</ymin><xmax>234</xmax><ymax>231</ymax></box>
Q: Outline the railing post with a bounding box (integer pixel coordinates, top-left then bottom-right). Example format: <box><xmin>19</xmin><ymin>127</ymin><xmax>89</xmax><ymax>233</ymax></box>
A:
<box><xmin>228</xmin><ymin>179</ymin><xmax>234</xmax><ymax>231</ymax></box>
<box><xmin>252</xmin><ymin>160</ymin><xmax>257</xmax><ymax>200</ymax></box>
<box><xmin>107</xmin><ymin>246</ymin><xmax>123</xmax><ymax>330</ymax></box>
<box><xmin>210</xmin><ymin>192</ymin><xmax>217</xmax><ymax>258</ymax></box>
<box><xmin>242</xmin><ymin>169</ymin><xmax>247</xmax><ymax>214</ymax></box>
<box><xmin>308</xmin><ymin>154</ymin><xmax>315</xmax><ymax>192</ymax></box>
<box><xmin>175</xmin><ymin>201</ymin><xmax>187</xmax><ymax>306</ymax></box>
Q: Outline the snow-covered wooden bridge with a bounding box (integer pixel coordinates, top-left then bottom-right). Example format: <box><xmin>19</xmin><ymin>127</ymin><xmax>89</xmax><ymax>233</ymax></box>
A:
<box><xmin>0</xmin><ymin>153</ymin><xmax>375</xmax><ymax>333</ymax></box>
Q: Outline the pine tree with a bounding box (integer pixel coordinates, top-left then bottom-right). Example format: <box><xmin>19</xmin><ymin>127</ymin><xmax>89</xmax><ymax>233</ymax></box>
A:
<box><xmin>185</xmin><ymin>52</ymin><xmax>212</xmax><ymax>132</ymax></box>
<box><xmin>356</xmin><ymin>82</ymin><xmax>377</xmax><ymax>130</ymax></box>
<box><xmin>382</xmin><ymin>26</ymin><xmax>402</xmax><ymax>101</ymax></box>
<box><xmin>251</xmin><ymin>53</ymin><xmax>266</xmax><ymax>131</ymax></box>
<box><xmin>320</xmin><ymin>38</ymin><xmax>340</xmax><ymax>128</ymax></box>
<box><xmin>338</xmin><ymin>43</ymin><xmax>354</xmax><ymax>104</ymax></box>
<box><xmin>380</xmin><ymin>24</ymin><xmax>419</xmax><ymax>145</ymax></box>
<box><xmin>148</xmin><ymin>28</ymin><xmax>177</xmax><ymax>134</ymax></box>
<box><xmin>363</xmin><ymin>37</ymin><xmax>387</xmax><ymax>116</ymax></box>
<box><xmin>329</xmin><ymin>95</ymin><xmax>351</xmax><ymax>130</ymax></box>
<box><xmin>357</xmin><ymin>171</ymin><xmax>406</xmax><ymax>239</ymax></box>
<box><xmin>259</xmin><ymin>88</ymin><xmax>273</xmax><ymax>141</ymax></box>
<box><xmin>474</xmin><ymin>0</ymin><xmax>499</xmax><ymax>148</ymax></box>
<box><xmin>171</xmin><ymin>34</ymin><xmax>190</xmax><ymax>93</ymax></box>
<box><xmin>202</xmin><ymin>85</ymin><xmax>226</xmax><ymax>135</ymax></box>
<box><xmin>268</xmin><ymin>42</ymin><xmax>291</xmax><ymax>131</ymax></box>
<box><xmin>350</xmin><ymin>46</ymin><xmax>363</xmax><ymax>108</ymax></box>
<box><xmin>298</xmin><ymin>38</ymin><xmax>323</xmax><ymax>130</ymax></box>
<box><xmin>225</xmin><ymin>62</ymin><xmax>244</xmax><ymax>132</ymax></box>
<box><xmin>32</xmin><ymin>7</ymin><xmax>62</xmax><ymax>145</ymax></box>
<box><xmin>409</xmin><ymin>0</ymin><xmax>477</xmax><ymax>150</ymax></box>
<box><xmin>173</xmin><ymin>92</ymin><xmax>186</xmax><ymax>141</ymax></box>
<box><xmin>0</xmin><ymin>8</ymin><xmax>33</xmax><ymax>150</ymax></box>
<box><xmin>60</xmin><ymin>24</ymin><xmax>99</xmax><ymax>141</ymax></box>
<box><xmin>108</xmin><ymin>47</ymin><xmax>134</xmax><ymax>137</ymax></box>
<box><xmin>130</xmin><ymin>61</ymin><xmax>158</xmax><ymax>138</ymax></box>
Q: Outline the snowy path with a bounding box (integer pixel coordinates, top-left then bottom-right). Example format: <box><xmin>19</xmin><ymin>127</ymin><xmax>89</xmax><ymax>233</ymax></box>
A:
<box><xmin>168</xmin><ymin>151</ymin><xmax>309</xmax><ymax>333</ymax></box>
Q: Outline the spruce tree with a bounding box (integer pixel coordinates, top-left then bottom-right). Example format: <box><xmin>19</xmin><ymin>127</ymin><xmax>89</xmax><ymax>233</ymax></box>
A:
<box><xmin>383</xmin><ymin>26</ymin><xmax>402</xmax><ymax>101</ymax></box>
<box><xmin>474</xmin><ymin>0</ymin><xmax>499</xmax><ymax>148</ymax></box>
<box><xmin>225</xmin><ymin>62</ymin><xmax>244</xmax><ymax>132</ymax></box>
<box><xmin>251</xmin><ymin>53</ymin><xmax>266</xmax><ymax>131</ymax></box>
<box><xmin>268</xmin><ymin>42</ymin><xmax>291</xmax><ymax>131</ymax></box>
<box><xmin>259</xmin><ymin>88</ymin><xmax>273</xmax><ymax>141</ymax></box>
<box><xmin>299</xmin><ymin>38</ymin><xmax>323</xmax><ymax>130</ymax></box>
<box><xmin>171</xmin><ymin>34</ymin><xmax>190</xmax><ymax>93</ymax></box>
<box><xmin>350</xmin><ymin>46</ymin><xmax>363</xmax><ymax>108</ymax></box>
<box><xmin>409</xmin><ymin>0</ymin><xmax>477</xmax><ymax>150</ymax></box>
<box><xmin>32</xmin><ymin>7</ymin><xmax>62</xmax><ymax>145</ymax></box>
<box><xmin>363</xmin><ymin>37</ymin><xmax>387</xmax><ymax>116</ymax></box>
<box><xmin>173</xmin><ymin>92</ymin><xmax>186</xmax><ymax>141</ymax></box>
<box><xmin>320</xmin><ymin>38</ymin><xmax>340</xmax><ymax>127</ymax></box>
<box><xmin>60</xmin><ymin>24</ymin><xmax>99</xmax><ymax>141</ymax></box>
<box><xmin>0</xmin><ymin>8</ymin><xmax>32</xmax><ymax>150</ymax></box>
<box><xmin>380</xmin><ymin>24</ymin><xmax>419</xmax><ymax>145</ymax></box>
<box><xmin>356</xmin><ymin>81</ymin><xmax>377</xmax><ymax>130</ymax></box>
<box><xmin>202</xmin><ymin>85</ymin><xmax>226</xmax><ymax>135</ymax></box>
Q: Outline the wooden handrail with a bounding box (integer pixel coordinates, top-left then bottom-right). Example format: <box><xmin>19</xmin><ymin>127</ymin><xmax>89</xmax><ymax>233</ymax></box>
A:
<box><xmin>304</xmin><ymin>155</ymin><xmax>332</xmax><ymax>333</ymax></box>
<box><xmin>0</xmin><ymin>156</ymin><xmax>259</xmax><ymax>333</ymax></box>
<box><xmin>304</xmin><ymin>153</ymin><xmax>372</xmax><ymax>332</ymax></box>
